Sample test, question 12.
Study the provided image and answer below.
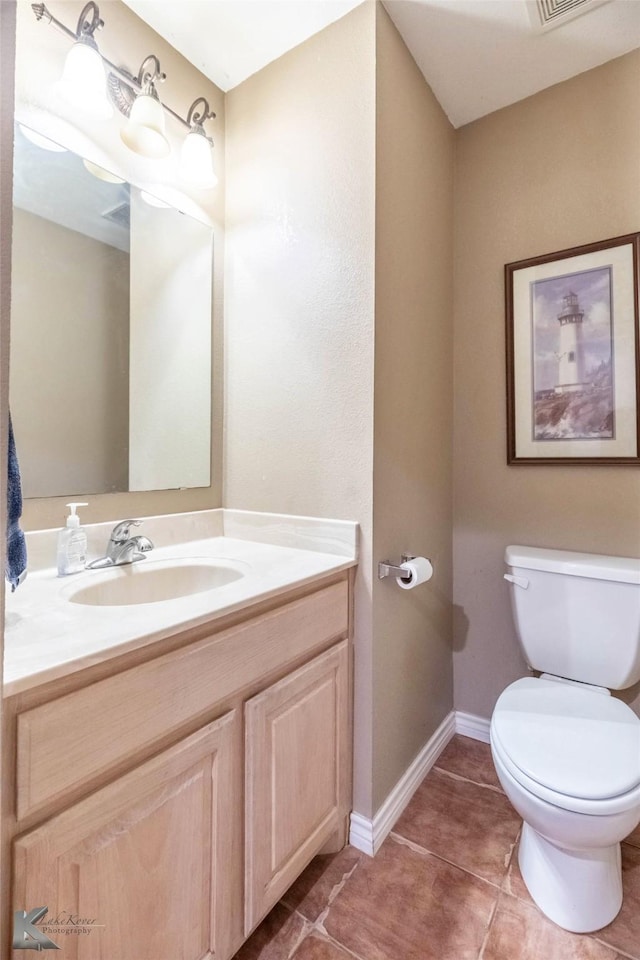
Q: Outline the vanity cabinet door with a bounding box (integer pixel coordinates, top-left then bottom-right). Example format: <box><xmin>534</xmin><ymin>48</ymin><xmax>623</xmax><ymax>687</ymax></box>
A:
<box><xmin>12</xmin><ymin>712</ymin><xmax>241</xmax><ymax>960</ymax></box>
<box><xmin>244</xmin><ymin>640</ymin><xmax>350</xmax><ymax>933</ymax></box>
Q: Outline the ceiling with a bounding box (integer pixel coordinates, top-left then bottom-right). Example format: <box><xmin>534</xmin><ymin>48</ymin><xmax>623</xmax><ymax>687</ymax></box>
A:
<box><xmin>382</xmin><ymin>0</ymin><xmax>640</xmax><ymax>126</ymax></box>
<box><xmin>122</xmin><ymin>0</ymin><xmax>640</xmax><ymax>127</ymax></box>
<box><xmin>122</xmin><ymin>1</ymin><xmax>363</xmax><ymax>92</ymax></box>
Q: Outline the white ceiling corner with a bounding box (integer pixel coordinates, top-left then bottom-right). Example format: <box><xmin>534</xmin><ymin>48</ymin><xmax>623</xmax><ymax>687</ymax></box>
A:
<box><xmin>121</xmin><ymin>0</ymin><xmax>364</xmax><ymax>92</ymax></box>
<box><xmin>122</xmin><ymin>0</ymin><xmax>640</xmax><ymax>127</ymax></box>
<box><xmin>381</xmin><ymin>0</ymin><xmax>640</xmax><ymax>127</ymax></box>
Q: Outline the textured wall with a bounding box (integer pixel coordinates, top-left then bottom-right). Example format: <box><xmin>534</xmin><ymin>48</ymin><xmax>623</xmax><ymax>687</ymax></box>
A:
<box><xmin>225</xmin><ymin>2</ymin><xmax>457</xmax><ymax>816</ymax></box>
<box><xmin>224</xmin><ymin>2</ymin><xmax>377</xmax><ymax>814</ymax></box>
<box><xmin>372</xmin><ymin>6</ymin><xmax>454</xmax><ymax>810</ymax></box>
<box><xmin>453</xmin><ymin>50</ymin><xmax>640</xmax><ymax>721</ymax></box>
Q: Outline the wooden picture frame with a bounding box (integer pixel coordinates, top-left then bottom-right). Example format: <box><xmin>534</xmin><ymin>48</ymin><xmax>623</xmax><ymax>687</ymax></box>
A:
<box><xmin>505</xmin><ymin>233</ymin><xmax>640</xmax><ymax>465</ymax></box>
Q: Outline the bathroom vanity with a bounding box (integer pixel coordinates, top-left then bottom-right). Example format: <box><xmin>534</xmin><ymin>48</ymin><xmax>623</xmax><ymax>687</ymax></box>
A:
<box><xmin>3</xmin><ymin>510</ymin><xmax>357</xmax><ymax>959</ymax></box>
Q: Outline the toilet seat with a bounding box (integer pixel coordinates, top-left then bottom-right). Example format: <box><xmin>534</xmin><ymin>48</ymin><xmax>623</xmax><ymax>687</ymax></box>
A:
<box><xmin>491</xmin><ymin>677</ymin><xmax>640</xmax><ymax>816</ymax></box>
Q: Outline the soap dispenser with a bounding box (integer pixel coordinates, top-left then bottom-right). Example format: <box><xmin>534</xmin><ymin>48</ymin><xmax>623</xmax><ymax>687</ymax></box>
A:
<box><xmin>57</xmin><ymin>502</ymin><xmax>89</xmax><ymax>576</ymax></box>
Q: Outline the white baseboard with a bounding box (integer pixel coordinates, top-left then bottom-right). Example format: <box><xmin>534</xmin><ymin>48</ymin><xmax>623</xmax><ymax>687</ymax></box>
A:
<box><xmin>349</xmin><ymin>710</ymin><xmax>456</xmax><ymax>857</ymax></box>
<box><xmin>454</xmin><ymin>711</ymin><xmax>491</xmax><ymax>743</ymax></box>
<box><xmin>349</xmin><ymin>708</ymin><xmax>492</xmax><ymax>856</ymax></box>
<box><xmin>348</xmin><ymin>811</ymin><xmax>375</xmax><ymax>857</ymax></box>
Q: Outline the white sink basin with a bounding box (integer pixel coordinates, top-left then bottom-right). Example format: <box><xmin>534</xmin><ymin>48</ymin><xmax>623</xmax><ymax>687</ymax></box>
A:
<box><xmin>66</xmin><ymin>558</ymin><xmax>248</xmax><ymax>607</ymax></box>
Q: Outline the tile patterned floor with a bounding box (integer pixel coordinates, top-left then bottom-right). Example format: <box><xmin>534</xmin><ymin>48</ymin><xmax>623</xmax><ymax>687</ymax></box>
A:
<box><xmin>233</xmin><ymin>735</ymin><xmax>640</xmax><ymax>960</ymax></box>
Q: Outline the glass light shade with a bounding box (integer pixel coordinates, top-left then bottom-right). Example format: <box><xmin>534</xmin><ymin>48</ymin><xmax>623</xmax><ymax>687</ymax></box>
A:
<box><xmin>82</xmin><ymin>159</ymin><xmax>125</xmax><ymax>183</ymax></box>
<box><xmin>121</xmin><ymin>93</ymin><xmax>170</xmax><ymax>159</ymax></box>
<box><xmin>18</xmin><ymin>125</ymin><xmax>67</xmax><ymax>152</ymax></box>
<box><xmin>55</xmin><ymin>40</ymin><xmax>113</xmax><ymax>119</ymax></box>
<box><xmin>180</xmin><ymin>128</ymin><xmax>217</xmax><ymax>189</ymax></box>
<box><xmin>140</xmin><ymin>190</ymin><xmax>171</xmax><ymax>208</ymax></box>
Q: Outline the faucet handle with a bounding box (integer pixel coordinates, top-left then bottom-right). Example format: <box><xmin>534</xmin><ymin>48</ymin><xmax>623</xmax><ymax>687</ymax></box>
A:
<box><xmin>131</xmin><ymin>535</ymin><xmax>154</xmax><ymax>554</ymax></box>
<box><xmin>110</xmin><ymin>519</ymin><xmax>142</xmax><ymax>542</ymax></box>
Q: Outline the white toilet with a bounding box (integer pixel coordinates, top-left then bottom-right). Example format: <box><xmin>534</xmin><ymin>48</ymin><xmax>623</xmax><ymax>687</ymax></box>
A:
<box><xmin>491</xmin><ymin>545</ymin><xmax>640</xmax><ymax>933</ymax></box>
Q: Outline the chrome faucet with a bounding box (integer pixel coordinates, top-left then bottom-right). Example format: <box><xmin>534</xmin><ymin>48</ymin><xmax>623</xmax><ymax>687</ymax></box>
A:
<box><xmin>87</xmin><ymin>519</ymin><xmax>154</xmax><ymax>569</ymax></box>
<box><xmin>107</xmin><ymin>520</ymin><xmax>154</xmax><ymax>565</ymax></box>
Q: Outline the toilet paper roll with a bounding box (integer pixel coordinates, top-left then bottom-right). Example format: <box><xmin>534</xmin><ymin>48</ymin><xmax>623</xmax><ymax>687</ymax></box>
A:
<box><xmin>396</xmin><ymin>556</ymin><xmax>433</xmax><ymax>590</ymax></box>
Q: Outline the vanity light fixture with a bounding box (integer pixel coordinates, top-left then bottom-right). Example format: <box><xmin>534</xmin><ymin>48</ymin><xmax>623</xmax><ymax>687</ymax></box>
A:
<box><xmin>180</xmin><ymin>98</ymin><xmax>218</xmax><ymax>189</ymax></box>
<box><xmin>51</xmin><ymin>1</ymin><xmax>113</xmax><ymax>119</ymax></box>
<box><xmin>18</xmin><ymin>124</ymin><xmax>67</xmax><ymax>152</ymax></box>
<box><xmin>31</xmin><ymin>2</ymin><xmax>218</xmax><ymax>188</ymax></box>
<box><xmin>82</xmin><ymin>159</ymin><xmax>125</xmax><ymax>184</ymax></box>
<box><xmin>140</xmin><ymin>190</ymin><xmax>171</xmax><ymax>209</ymax></box>
<box><xmin>120</xmin><ymin>56</ymin><xmax>170</xmax><ymax>159</ymax></box>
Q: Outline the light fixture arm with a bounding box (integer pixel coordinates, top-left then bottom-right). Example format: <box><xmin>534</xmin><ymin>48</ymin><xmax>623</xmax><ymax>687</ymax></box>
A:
<box><xmin>31</xmin><ymin>3</ymin><xmax>77</xmax><ymax>42</ymax></box>
<box><xmin>31</xmin><ymin>2</ymin><xmax>102</xmax><ymax>42</ymax></box>
<box><xmin>186</xmin><ymin>97</ymin><xmax>216</xmax><ymax>145</ymax></box>
<box><xmin>76</xmin><ymin>2</ymin><xmax>103</xmax><ymax>40</ymax></box>
<box><xmin>136</xmin><ymin>55</ymin><xmax>166</xmax><ymax>92</ymax></box>
<box><xmin>187</xmin><ymin>97</ymin><xmax>216</xmax><ymax>129</ymax></box>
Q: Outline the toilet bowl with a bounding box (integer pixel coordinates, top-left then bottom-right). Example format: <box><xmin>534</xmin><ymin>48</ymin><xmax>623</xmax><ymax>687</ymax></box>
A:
<box><xmin>490</xmin><ymin>677</ymin><xmax>640</xmax><ymax>932</ymax></box>
<box><xmin>496</xmin><ymin>546</ymin><xmax>640</xmax><ymax>933</ymax></box>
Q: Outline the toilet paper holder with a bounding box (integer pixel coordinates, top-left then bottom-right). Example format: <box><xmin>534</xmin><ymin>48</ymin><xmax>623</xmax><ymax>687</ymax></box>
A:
<box><xmin>378</xmin><ymin>554</ymin><xmax>416</xmax><ymax>580</ymax></box>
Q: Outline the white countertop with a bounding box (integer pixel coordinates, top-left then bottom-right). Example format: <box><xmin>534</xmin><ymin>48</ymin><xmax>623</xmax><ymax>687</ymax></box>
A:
<box><xmin>4</xmin><ymin>509</ymin><xmax>358</xmax><ymax>697</ymax></box>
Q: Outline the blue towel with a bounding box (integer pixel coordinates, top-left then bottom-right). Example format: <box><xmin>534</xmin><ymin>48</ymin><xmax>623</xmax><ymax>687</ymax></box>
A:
<box><xmin>6</xmin><ymin>414</ymin><xmax>27</xmax><ymax>591</ymax></box>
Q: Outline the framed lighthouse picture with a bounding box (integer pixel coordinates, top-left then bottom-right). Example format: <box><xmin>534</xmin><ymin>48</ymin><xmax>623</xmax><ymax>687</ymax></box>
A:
<box><xmin>505</xmin><ymin>233</ymin><xmax>640</xmax><ymax>464</ymax></box>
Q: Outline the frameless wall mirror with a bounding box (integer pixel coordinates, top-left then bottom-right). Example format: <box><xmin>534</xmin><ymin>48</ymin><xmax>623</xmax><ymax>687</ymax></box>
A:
<box><xmin>10</xmin><ymin>122</ymin><xmax>213</xmax><ymax>498</ymax></box>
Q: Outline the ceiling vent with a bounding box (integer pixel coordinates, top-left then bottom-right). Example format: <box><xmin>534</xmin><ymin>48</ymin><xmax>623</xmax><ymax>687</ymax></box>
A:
<box><xmin>101</xmin><ymin>201</ymin><xmax>130</xmax><ymax>230</ymax></box>
<box><xmin>530</xmin><ymin>0</ymin><xmax>613</xmax><ymax>31</ymax></box>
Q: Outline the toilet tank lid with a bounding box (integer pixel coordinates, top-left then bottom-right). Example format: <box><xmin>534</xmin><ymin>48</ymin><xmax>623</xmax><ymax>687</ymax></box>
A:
<box><xmin>505</xmin><ymin>545</ymin><xmax>640</xmax><ymax>584</ymax></box>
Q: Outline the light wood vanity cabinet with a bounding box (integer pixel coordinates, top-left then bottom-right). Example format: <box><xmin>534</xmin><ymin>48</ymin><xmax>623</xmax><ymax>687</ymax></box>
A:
<box><xmin>245</xmin><ymin>640</ymin><xmax>349</xmax><ymax>932</ymax></box>
<box><xmin>6</xmin><ymin>573</ymin><xmax>352</xmax><ymax>960</ymax></box>
<box><xmin>14</xmin><ymin>715</ymin><xmax>238</xmax><ymax>960</ymax></box>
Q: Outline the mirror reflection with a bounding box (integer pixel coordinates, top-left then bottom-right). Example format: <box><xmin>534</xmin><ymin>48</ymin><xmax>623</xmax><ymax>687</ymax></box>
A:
<box><xmin>10</xmin><ymin>123</ymin><xmax>213</xmax><ymax>498</ymax></box>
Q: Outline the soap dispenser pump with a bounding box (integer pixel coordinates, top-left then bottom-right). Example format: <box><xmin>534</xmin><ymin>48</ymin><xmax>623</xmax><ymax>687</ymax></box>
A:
<box><xmin>57</xmin><ymin>502</ymin><xmax>89</xmax><ymax>576</ymax></box>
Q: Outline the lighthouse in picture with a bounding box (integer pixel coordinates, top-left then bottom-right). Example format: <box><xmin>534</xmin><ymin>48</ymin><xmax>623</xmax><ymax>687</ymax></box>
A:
<box><xmin>555</xmin><ymin>291</ymin><xmax>588</xmax><ymax>394</ymax></box>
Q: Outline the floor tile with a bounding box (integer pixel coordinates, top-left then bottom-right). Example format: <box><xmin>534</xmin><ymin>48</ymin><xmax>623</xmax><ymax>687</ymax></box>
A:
<box><xmin>292</xmin><ymin>932</ymin><xmax>360</xmax><ymax>960</ymax></box>
<box><xmin>595</xmin><ymin>843</ymin><xmax>640</xmax><ymax>960</ymax></box>
<box><xmin>505</xmin><ymin>837</ymin><xmax>640</xmax><ymax>959</ymax></box>
<box><xmin>435</xmin><ymin>735</ymin><xmax>503</xmax><ymax>791</ymax></box>
<box><xmin>501</xmin><ymin>839</ymin><xmax>531</xmax><ymax>904</ymax></box>
<box><xmin>323</xmin><ymin>835</ymin><xmax>498</xmax><ymax>960</ymax></box>
<box><xmin>393</xmin><ymin>766</ymin><xmax>521</xmax><ymax>884</ymax></box>
<box><xmin>282</xmin><ymin>847</ymin><xmax>363</xmax><ymax>922</ymax></box>
<box><xmin>233</xmin><ymin>903</ymin><xmax>309</xmax><ymax>960</ymax></box>
<box><xmin>235</xmin><ymin>739</ymin><xmax>640</xmax><ymax>960</ymax></box>
<box><xmin>483</xmin><ymin>893</ymin><xmax>624</xmax><ymax>960</ymax></box>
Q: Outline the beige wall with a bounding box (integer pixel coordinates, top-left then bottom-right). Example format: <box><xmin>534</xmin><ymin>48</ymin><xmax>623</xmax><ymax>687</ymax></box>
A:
<box><xmin>11</xmin><ymin>209</ymin><xmax>129</xmax><ymax>497</ymax></box>
<box><xmin>13</xmin><ymin>0</ymin><xmax>225</xmax><ymax>529</ymax></box>
<box><xmin>224</xmin><ymin>2</ymin><xmax>377</xmax><ymax>815</ymax></box>
<box><xmin>453</xmin><ymin>50</ymin><xmax>640</xmax><ymax>721</ymax></box>
<box><xmin>372</xmin><ymin>6</ymin><xmax>454</xmax><ymax>810</ymax></box>
<box><xmin>225</xmin><ymin>3</ymin><xmax>456</xmax><ymax>816</ymax></box>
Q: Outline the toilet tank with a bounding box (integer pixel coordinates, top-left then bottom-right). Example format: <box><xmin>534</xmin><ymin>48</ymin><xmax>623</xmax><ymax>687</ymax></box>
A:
<box><xmin>505</xmin><ymin>545</ymin><xmax>640</xmax><ymax>690</ymax></box>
